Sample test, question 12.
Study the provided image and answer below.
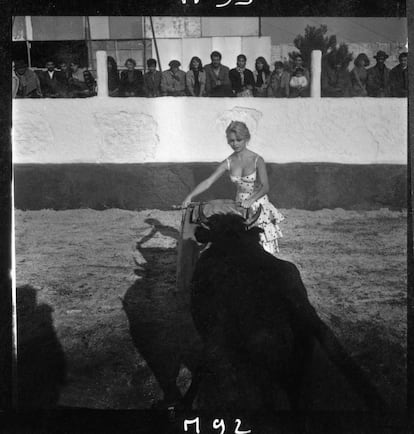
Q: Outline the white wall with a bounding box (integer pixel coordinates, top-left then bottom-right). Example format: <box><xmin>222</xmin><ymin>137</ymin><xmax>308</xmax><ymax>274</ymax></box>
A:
<box><xmin>13</xmin><ymin>98</ymin><xmax>407</xmax><ymax>165</ymax></box>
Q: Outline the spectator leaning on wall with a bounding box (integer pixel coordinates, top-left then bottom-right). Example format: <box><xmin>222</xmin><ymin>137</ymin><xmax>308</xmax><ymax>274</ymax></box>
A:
<box><xmin>229</xmin><ymin>54</ymin><xmax>255</xmax><ymax>97</ymax></box>
<box><xmin>68</xmin><ymin>59</ymin><xmax>96</xmax><ymax>98</ymax></box>
<box><xmin>321</xmin><ymin>52</ymin><xmax>352</xmax><ymax>97</ymax></box>
<box><xmin>120</xmin><ymin>58</ymin><xmax>144</xmax><ymax>97</ymax></box>
<box><xmin>267</xmin><ymin>61</ymin><xmax>290</xmax><ymax>98</ymax></box>
<box><xmin>350</xmin><ymin>53</ymin><xmax>370</xmax><ymax>97</ymax></box>
<box><xmin>290</xmin><ymin>54</ymin><xmax>310</xmax><ymax>96</ymax></box>
<box><xmin>289</xmin><ymin>67</ymin><xmax>309</xmax><ymax>98</ymax></box>
<box><xmin>253</xmin><ymin>57</ymin><xmax>271</xmax><ymax>97</ymax></box>
<box><xmin>366</xmin><ymin>51</ymin><xmax>390</xmax><ymax>97</ymax></box>
<box><xmin>204</xmin><ymin>51</ymin><xmax>232</xmax><ymax>97</ymax></box>
<box><xmin>12</xmin><ymin>62</ymin><xmax>19</xmax><ymax>98</ymax></box>
<box><xmin>161</xmin><ymin>60</ymin><xmax>186</xmax><ymax>96</ymax></box>
<box><xmin>14</xmin><ymin>60</ymin><xmax>42</xmax><ymax>98</ymax></box>
<box><xmin>186</xmin><ymin>56</ymin><xmax>206</xmax><ymax>97</ymax></box>
<box><xmin>144</xmin><ymin>58</ymin><xmax>162</xmax><ymax>97</ymax></box>
<box><xmin>107</xmin><ymin>56</ymin><xmax>120</xmax><ymax>97</ymax></box>
<box><xmin>38</xmin><ymin>60</ymin><xmax>67</xmax><ymax>98</ymax></box>
<box><xmin>389</xmin><ymin>52</ymin><xmax>408</xmax><ymax>97</ymax></box>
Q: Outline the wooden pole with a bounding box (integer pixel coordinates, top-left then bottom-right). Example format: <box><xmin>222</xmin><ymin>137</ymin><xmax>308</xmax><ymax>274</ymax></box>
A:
<box><xmin>149</xmin><ymin>16</ymin><xmax>162</xmax><ymax>72</ymax></box>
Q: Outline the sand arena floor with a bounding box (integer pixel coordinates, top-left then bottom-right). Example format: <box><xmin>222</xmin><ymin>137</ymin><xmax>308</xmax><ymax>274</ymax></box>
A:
<box><xmin>14</xmin><ymin>208</ymin><xmax>406</xmax><ymax>410</ymax></box>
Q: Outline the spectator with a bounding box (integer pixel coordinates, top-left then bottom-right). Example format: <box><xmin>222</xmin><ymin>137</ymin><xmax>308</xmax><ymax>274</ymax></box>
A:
<box><xmin>289</xmin><ymin>67</ymin><xmax>309</xmax><ymax>97</ymax></box>
<box><xmin>12</xmin><ymin>62</ymin><xmax>19</xmax><ymax>98</ymax></box>
<box><xmin>253</xmin><ymin>57</ymin><xmax>271</xmax><ymax>97</ymax></box>
<box><xmin>38</xmin><ymin>60</ymin><xmax>66</xmax><ymax>98</ymax></box>
<box><xmin>229</xmin><ymin>54</ymin><xmax>255</xmax><ymax>97</ymax></box>
<box><xmin>107</xmin><ymin>56</ymin><xmax>120</xmax><ymax>97</ymax></box>
<box><xmin>143</xmin><ymin>58</ymin><xmax>162</xmax><ymax>97</ymax></box>
<box><xmin>350</xmin><ymin>53</ymin><xmax>370</xmax><ymax>97</ymax></box>
<box><xmin>161</xmin><ymin>60</ymin><xmax>186</xmax><ymax>96</ymax></box>
<box><xmin>366</xmin><ymin>51</ymin><xmax>390</xmax><ymax>97</ymax></box>
<box><xmin>120</xmin><ymin>58</ymin><xmax>144</xmax><ymax>97</ymax></box>
<box><xmin>186</xmin><ymin>56</ymin><xmax>206</xmax><ymax>97</ymax></box>
<box><xmin>389</xmin><ymin>52</ymin><xmax>408</xmax><ymax>97</ymax></box>
<box><xmin>204</xmin><ymin>51</ymin><xmax>232</xmax><ymax>97</ymax></box>
<box><xmin>68</xmin><ymin>59</ymin><xmax>96</xmax><ymax>97</ymax></box>
<box><xmin>267</xmin><ymin>61</ymin><xmax>290</xmax><ymax>98</ymax></box>
<box><xmin>321</xmin><ymin>54</ymin><xmax>351</xmax><ymax>97</ymax></box>
<box><xmin>14</xmin><ymin>60</ymin><xmax>42</xmax><ymax>98</ymax></box>
<box><xmin>291</xmin><ymin>54</ymin><xmax>310</xmax><ymax>94</ymax></box>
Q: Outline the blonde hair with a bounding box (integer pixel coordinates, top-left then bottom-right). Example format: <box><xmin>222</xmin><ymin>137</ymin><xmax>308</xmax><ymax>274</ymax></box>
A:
<box><xmin>225</xmin><ymin>121</ymin><xmax>251</xmax><ymax>141</ymax></box>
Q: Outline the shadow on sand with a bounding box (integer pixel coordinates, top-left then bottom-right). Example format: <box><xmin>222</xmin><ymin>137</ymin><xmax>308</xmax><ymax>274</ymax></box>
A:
<box><xmin>17</xmin><ymin>285</ymin><xmax>67</xmax><ymax>408</ymax></box>
<box><xmin>122</xmin><ymin>218</ymin><xmax>203</xmax><ymax>407</ymax></box>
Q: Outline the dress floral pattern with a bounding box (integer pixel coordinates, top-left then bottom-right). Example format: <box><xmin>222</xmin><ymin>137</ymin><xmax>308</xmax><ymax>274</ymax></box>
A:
<box><xmin>227</xmin><ymin>157</ymin><xmax>284</xmax><ymax>255</ymax></box>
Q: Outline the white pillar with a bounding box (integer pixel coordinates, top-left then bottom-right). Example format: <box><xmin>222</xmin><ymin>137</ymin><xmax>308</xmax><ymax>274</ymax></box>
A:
<box><xmin>310</xmin><ymin>50</ymin><xmax>322</xmax><ymax>98</ymax></box>
<box><xmin>96</xmin><ymin>50</ymin><xmax>108</xmax><ymax>98</ymax></box>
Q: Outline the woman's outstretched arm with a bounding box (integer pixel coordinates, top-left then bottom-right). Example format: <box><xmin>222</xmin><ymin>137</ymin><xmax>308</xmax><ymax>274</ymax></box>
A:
<box><xmin>240</xmin><ymin>156</ymin><xmax>269</xmax><ymax>208</ymax></box>
<box><xmin>182</xmin><ymin>160</ymin><xmax>228</xmax><ymax>207</ymax></box>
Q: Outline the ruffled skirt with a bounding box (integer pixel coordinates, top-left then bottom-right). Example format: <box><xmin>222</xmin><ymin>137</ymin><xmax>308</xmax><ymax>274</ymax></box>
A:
<box><xmin>236</xmin><ymin>193</ymin><xmax>284</xmax><ymax>255</ymax></box>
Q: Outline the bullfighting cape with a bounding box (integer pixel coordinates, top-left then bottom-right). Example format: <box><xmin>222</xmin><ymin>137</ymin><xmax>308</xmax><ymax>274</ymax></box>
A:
<box><xmin>176</xmin><ymin>199</ymin><xmax>251</xmax><ymax>294</ymax></box>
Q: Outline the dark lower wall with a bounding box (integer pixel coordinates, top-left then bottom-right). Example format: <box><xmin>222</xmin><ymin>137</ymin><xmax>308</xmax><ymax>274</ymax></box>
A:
<box><xmin>14</xmin><ymin>163</ymin><xmax>407</xmax><ymax>211</ymax></box>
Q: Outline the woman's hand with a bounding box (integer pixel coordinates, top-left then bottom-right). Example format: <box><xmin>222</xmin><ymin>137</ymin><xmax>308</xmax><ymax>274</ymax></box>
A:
<box><xmin>240</xmin><ymin>198</ymin><xmax>255</xmax><ymax>209</ymax></box>
<box><xmin>181</xmin><ymin>196</ymin><xmax>192</xmax><ymax>209</ymax></box>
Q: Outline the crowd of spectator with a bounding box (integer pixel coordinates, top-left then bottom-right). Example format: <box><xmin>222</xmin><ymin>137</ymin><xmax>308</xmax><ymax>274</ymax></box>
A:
<box><xmin>322</xmin><ymin>50</ymin><xmax>408</xmax><ymax>97</ymax></box>
<box><xmin>13</xmin><ymin>49</ymin><xmax>408</xmax><ymax>99</ymax></box>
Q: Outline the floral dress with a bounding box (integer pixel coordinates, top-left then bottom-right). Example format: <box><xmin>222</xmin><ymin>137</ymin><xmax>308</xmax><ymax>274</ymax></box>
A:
<box><xmin>227</xmin><ymin>157</ymin><xmax>284</xmax><ymax>255</ymax></box>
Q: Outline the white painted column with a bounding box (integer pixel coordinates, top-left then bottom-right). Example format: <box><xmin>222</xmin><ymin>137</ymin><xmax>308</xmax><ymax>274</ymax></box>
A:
<box><xmin>96</xmin><ymin>51</ymin><xmax>108</xmax><ymax>98</ymax></box>
<box><xmin>310</xmin><ymin>50</ymin><xmax>322</xmax><ymax>98</ymax></box>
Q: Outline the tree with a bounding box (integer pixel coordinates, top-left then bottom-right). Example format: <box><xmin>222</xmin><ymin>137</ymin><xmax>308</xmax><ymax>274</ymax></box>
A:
<box><xmin>324</xmin><ymin>43</ymin><xmax>354</xmax><ymax>69</ymax></box>
<box><xmin>289</xmin><ymin>25</ymin><xmax>337</xmax><ymax>68</ymax></box>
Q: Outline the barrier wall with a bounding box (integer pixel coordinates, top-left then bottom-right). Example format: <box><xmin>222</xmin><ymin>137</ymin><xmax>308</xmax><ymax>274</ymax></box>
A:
<box><xmin>13</xmin><ymin>98</ymin><xmax>406</xmax><ymax>164</ymax></box>
<box><xmin>13</xmin><ymin>98</ymin><xmax>407</xmax><ymax>210</ymax></box>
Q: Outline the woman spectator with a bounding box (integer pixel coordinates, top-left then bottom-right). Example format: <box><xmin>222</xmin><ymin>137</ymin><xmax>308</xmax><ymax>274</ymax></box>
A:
<box><xmin>253</xmin><ymin>57</ymin><xmax>271</xmax><ymax>97</ymax></box>
<box><xmin>229</xmin><ymin>54</ymin><xmax>255</xmax><ymax>97</ymax></box>
<box><xmin>143</xmin><ymin>58</ymin><xmax>162</xmax><ymax>97</ymax></box>
<box><xmin>186</xmin><ymin>56</ymin><xmax>206</xmax><ymax>97</ymax></box>
<box><xmin>267</xmin><ymin>61</ymin><xmax>290</xmax><ymax>98</ymax></box>
<box><xmin>107</xmin><ymin>56</ymin><xmax>120</xmax><ymax>97</ymax></box>
<box><xmin>68</xmin><ymin>59</ymin><xmax>96</xmax><ymax>97</ymax></box>
<box><xmin>120</xmin><ymin>58</ymin><xmax>144</xmax><ymax>97</ymax></box>
<box><xmin>289</xmin><ymin>67</ymin><xmax>309</xmax><ymax>97</ymax></box>
<box><xmin>350</xmin><ymin>53</ymin><xmax>369</xmax><ymax>97</ymax></box>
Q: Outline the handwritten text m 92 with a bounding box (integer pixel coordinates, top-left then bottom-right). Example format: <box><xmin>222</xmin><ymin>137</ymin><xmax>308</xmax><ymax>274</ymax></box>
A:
<box><xmin>181</xmin><ymin>0</ymin><xmax>254</xmax><ymax>7</ymax></box>
<box><xmin>184</xmin><ymin>417</ymin><xmax>252</xmax><ymax>434</ymax></box>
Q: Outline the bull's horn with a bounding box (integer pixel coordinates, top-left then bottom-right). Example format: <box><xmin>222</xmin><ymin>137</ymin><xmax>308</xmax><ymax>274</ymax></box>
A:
<box><xmin>245</xmin><ymin>205</ymin><xmax>262</xmax><ymax>227</ymax></box>
<box><xmin>198</xmin><ymin>204</ymin><xmax>210</xmax><ymax>229</ymax></box>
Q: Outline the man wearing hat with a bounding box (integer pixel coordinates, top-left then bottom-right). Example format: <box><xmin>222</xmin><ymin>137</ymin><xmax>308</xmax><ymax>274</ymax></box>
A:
<box><xmin>14</xmin><ymin>60</ymin><xmax>42</xmax><ymax>98</ymax></box>
<box><xmin>161</xmin><ymin>60</ymin><xmax>186</xmax><ymax>96</ymax></box>
<box><xmin>366</xmin><ymin>50</ymin><xmax>390</xmax><ymax>97</ymax></box>
<box><xmin>390</xmin><ymin>52</ymin><xmax>408</xmax><ymax>97</ymax></box>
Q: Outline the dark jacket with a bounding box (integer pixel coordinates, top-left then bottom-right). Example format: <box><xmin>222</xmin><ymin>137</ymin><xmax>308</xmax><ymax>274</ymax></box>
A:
<box><xmin>267</xmin><ymin>70</ymin><xmax>290</xmax><ymax>98</ymax></box>
<box><xmin>120</xmin><ymin>69</ymin><xmax>144</xmax><ymax>96</ymax></box>
<box><xmin>321</xmin><ymin>64</ymin><xmax>351</xmax><ymax>97</ymax></box>
<box><xmin>204</xmin><ymin>64</ymin><xmax>232</xmax><ymax>97</ymax></box>
<box><xmin>366</xmin><ymin>64</ymin><xmax>390</xmax><ymax>97</ymax></box>
<box><xmin>38</xmin><ymin>70</ymin><xmax>66</xmax><ymax>97</ymax></box>
<box><xmin>229</xmin><ymin>68</ymin><xmax>255</xmax><ymax>95</ymax></box>
<box><xmin>143</xmin><ymin>70</ymin><xmax>162</xmax><ymax>97</ymax></box>
<box><xmin>389</xmin><ymin>64</ymin><xmax>408</xmax><ymax>97</ymax></box>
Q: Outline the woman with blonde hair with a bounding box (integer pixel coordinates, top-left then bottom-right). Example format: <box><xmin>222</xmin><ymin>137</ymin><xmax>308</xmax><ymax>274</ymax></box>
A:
<box><xmin>182</xmin><ymin>121</ymin><xmax>284</xmax><ymax>255</ymax></box>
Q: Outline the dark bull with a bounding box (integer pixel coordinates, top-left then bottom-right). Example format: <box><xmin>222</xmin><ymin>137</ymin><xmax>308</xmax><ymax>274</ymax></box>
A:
<box><xmin>189</xmin><ymin>204</ymin><xmax>387</xmax><ymax>412</ymax></box>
